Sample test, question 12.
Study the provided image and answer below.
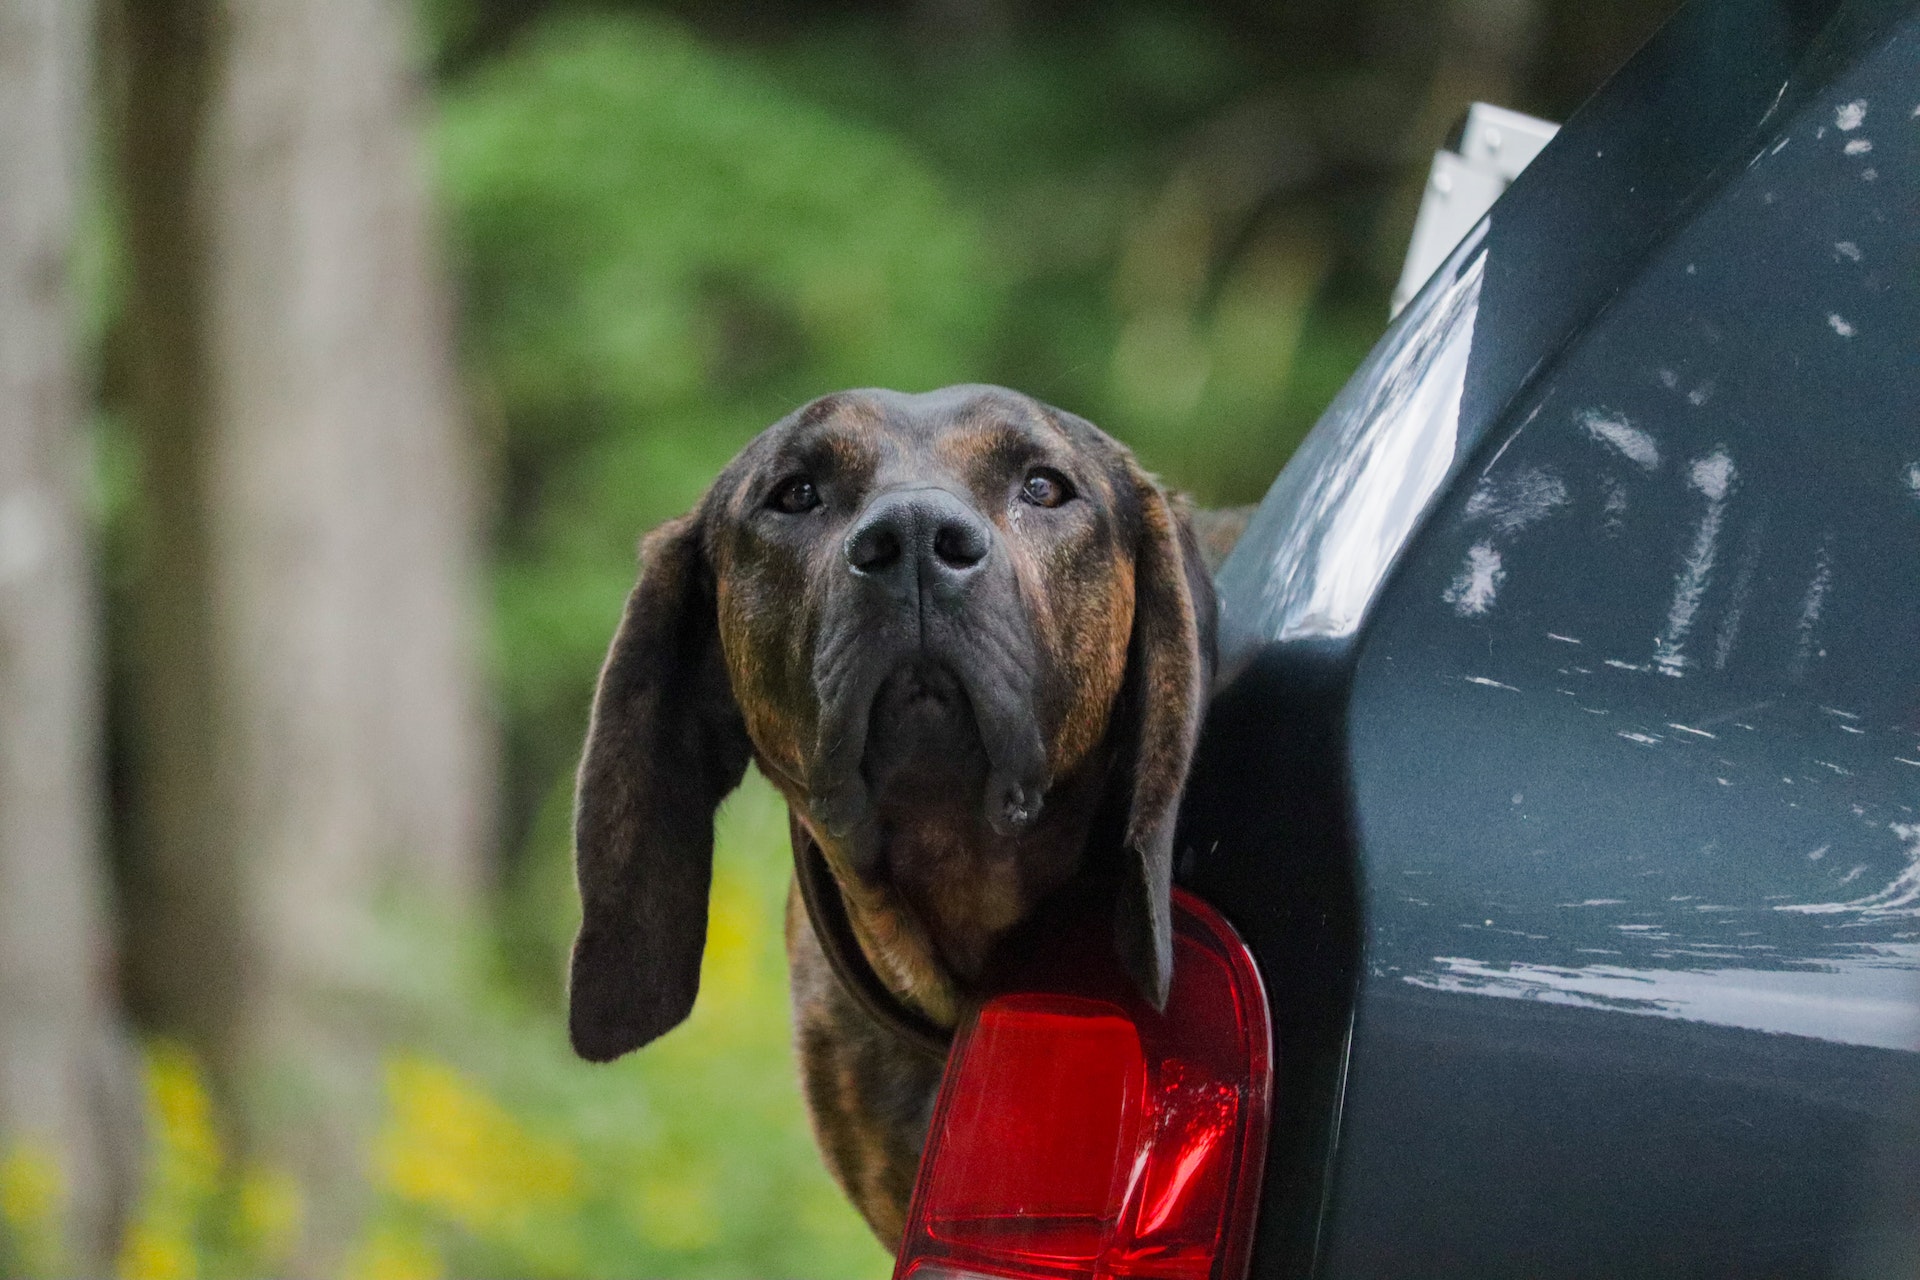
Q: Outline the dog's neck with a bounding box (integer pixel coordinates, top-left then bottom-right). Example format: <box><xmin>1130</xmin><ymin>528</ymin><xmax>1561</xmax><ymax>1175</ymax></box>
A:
<box><xmin>787</xmin><ymin>753</ymin><xmax>1111</xmax><ymax>1032</ymax></box>
<box><xmin>822</xmin><ymin>840</ymin><xmax>971</xmax><ymax>1028</ymax></box>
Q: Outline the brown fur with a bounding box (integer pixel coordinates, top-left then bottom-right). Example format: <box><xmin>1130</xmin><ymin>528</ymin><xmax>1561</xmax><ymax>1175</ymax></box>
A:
<box><xmin>567</xmin><ymin>385</ymin><xmax>1222</xmax><ymax>1247</ymax></box>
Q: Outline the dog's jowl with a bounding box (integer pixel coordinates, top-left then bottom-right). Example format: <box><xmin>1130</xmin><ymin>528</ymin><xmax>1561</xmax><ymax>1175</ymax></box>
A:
<box><xmin>568</xmin><ymin>384</ymin><xmax>1217</xmax><ymax>1247</ymax></box>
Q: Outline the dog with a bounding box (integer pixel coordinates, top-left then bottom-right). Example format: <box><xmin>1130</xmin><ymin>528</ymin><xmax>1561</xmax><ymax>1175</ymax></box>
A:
<box><xmin>567</xmin><ymin>384</ymin><xmax>1221</xmax><ymax>1246</ymax></box>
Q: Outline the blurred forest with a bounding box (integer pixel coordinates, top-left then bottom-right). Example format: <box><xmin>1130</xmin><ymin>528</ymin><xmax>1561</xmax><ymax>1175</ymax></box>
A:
<box><xmin>0</xmin><ymin>0</ymin><xmax>1672</xmax><ymax>1274</ymax></box>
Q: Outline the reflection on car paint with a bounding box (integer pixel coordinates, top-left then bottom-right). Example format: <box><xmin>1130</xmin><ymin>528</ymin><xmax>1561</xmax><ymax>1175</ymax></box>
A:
<box><xmin>1444</xmin><ymin>466</ymin><xmax>1574</xmax><ymax>617</ymax></box>
<box><xmin>1780</xmin><ymin>821</ymin><xmax>1920</xmax><ymax>916</ymax></box>
<box><xmin>1214</xmin><ymin>225</ymin><xmax>1485</xmax><ymax>662</ymax></box>
<box><xmin>1652</xmin><ymin>449</ymin><xmax>1733</xmax><ymax>676</ymax></box>
<box><xmin>1712</xmin><ymin>521</ymin><xmax>1762</xmax><ymax>670</ymax></box>
<box><xmin>1442</xmin><ymin>543</ymin><xmax>1502</xmax><ymax>616</ymax></box>
<box><xmin>1462</xmin><ymin>466</ymin><xmax>1570</xmax><ymax>534</ymax></box>
<box><xmin>1578</xmin><ymin>409</ymin><xmax>1660</xmax><ymax>470</ymax></box>
<box><xmin>1406</xmin><ymin>947</ymin><xmax>1920</xmax><ymax>1051</ymax></box>
<box><xmin>1789</xmin><ymin>540</ymin><xmax>1834</xmax><ymax>682</ymax></box>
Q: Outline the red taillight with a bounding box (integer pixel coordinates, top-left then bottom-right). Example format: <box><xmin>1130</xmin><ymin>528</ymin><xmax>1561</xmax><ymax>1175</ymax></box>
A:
<box><xmin>895</xmin><ymin>889</ymin><xmax>1273</xmax><ymax>1280</ymax></box>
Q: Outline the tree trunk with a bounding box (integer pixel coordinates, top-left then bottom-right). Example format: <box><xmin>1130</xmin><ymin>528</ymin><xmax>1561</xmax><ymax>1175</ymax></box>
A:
<box><xmin>0</xmin><ymin>0</ymin><xmax>142</xmax><ymax>1271</ymax></box>
<box><xmin>112</xmin><ymin>0</ymin><xmax>491</xmax><ymax>1257</ymax></box>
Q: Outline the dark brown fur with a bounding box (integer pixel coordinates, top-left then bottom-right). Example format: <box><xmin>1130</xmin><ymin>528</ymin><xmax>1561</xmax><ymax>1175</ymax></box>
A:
<box><xmin>568</xmin><ymin>385</ymin><xmax>1220</xmax><ymax>1247</ymax></box>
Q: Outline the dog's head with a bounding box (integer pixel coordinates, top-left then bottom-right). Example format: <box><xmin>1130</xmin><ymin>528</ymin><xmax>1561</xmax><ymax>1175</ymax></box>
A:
<box><xmin>569</xmin><ymin>385</ymin><xmax>1214</xmax><ymax>1061</ymax></box>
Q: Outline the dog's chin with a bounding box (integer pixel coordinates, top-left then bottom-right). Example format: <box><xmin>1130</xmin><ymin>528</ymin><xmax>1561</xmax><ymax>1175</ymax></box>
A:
<box><xmin>809</xmin><ymin>638</ymin><xmax>1050</xmax><ymax>872</ymax></box>
<box><xmin>860</xmin><ymin>661</ymin><xmax>990</xmax><ymax>808</ymax></box>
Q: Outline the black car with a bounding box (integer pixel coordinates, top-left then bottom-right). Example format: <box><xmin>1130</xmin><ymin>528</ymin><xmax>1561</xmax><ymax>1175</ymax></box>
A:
<box><xmin>886</xmin><ymin>0</ymin><xmax>1920</xmax><ymax>1275</ymax></box>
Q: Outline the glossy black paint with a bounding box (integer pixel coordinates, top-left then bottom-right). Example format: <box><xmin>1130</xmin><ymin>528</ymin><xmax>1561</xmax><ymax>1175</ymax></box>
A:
<box><xmin>1181</xmin><ymin>0</ymin><xmax>1920</xmax><ymax>1274</ymax></box>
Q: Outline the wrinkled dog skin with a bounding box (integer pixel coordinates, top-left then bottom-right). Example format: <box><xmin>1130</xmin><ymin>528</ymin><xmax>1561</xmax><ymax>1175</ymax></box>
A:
<box><xmin>569</xmin><ymin>385</ymin><xmax>1217</xmax><ymax>1246</ymax></box>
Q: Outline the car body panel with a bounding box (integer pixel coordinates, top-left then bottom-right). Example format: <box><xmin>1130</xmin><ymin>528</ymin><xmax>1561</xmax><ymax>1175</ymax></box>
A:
<box><xmin>1182</xmin><ymin>0</ymin><xmax>1920</xmax><ymax>1273</ymax></box>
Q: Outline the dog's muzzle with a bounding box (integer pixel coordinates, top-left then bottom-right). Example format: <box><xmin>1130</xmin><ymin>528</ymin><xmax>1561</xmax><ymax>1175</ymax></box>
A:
<box><xmin>842</xmin><ymin>486</ymin><xmax>991</xmax><ymax>615</ymax></box>
<box><xmin>807</xmin><ymin>486</ymin><xmax>1049</xmax><ymax>872</ymax></box>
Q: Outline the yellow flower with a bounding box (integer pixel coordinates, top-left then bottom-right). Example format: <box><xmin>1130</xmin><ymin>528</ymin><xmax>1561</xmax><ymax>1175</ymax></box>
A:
<box><xmin>147</xmin><ymin>1043</ymin><xmax>221</xmax><ymax>1191</ymax></box>
<box><xmin>117</xmin><ymin>1220</ymin><xmax>193</xmax><ymax>1280</ymax></box>
<box><xmin>701</xmin><ymin>868</ymin><xmax>761</xmax><ymax>1011</ymax></box>
<box><xmin>117</xmin><ymin>1042</ymin><xmax>225</xmax><ymax>1280</ymax></box>
<box><xmin>235</xmin><ymin>1164</ymin><xmax>303</xmax><ymax>1265</ymax></box>
<box><xmin>375</xmin><ymin>1056</ymin><xmax>579</xmax><ymax>1237</ymax></box>
<box><xmin>342</xmin><ymin>1222</ymin><xmax>443</xmax><ymax>1280</ymax></box>
<box><xmin>632</xmin><ymin>1169</ymin><xmax>718</xmax><ymax>1252</ymax></box>
<box><xmin>0</xmin><ymin>1140</ymin><xmax>65</xmax><ymax>1276</ymax></box>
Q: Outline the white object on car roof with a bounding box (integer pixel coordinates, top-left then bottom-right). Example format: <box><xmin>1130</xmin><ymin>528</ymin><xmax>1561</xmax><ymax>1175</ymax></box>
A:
<box><xmin>1391</xmin><ymin>102</ymin><xmax>1560</xmax><ymax>317</ymax></box>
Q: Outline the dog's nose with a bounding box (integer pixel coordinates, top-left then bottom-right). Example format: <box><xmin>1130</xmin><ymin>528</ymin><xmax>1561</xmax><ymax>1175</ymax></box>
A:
<box><xmin>844</xmin><ymin>488</ymin><xmax>991</xmax><ymax>600</ymax></box>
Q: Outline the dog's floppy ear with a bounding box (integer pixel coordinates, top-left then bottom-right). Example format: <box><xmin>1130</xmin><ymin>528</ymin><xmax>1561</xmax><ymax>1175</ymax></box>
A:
<box><xmin>1112</xmin><ymin>464</ymin><xmax>1216</xmax><ymax>1009</ymax></box>
<box><xmin>570</xmin><ymin>513</ymin><xmax>751</xmax><ymax>1061</ymax></box>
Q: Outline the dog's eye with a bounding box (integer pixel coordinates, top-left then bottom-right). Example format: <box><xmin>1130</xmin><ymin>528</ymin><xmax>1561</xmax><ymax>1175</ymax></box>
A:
<box><xmin>770</xmin><ymin>476</ymin><xmax>821</xmax><ymax>514</ymax></box>
<box><xmin>1020</xmin><ymin>468</ymin><xmax>1073</xmax><ymax>509</ymax></box>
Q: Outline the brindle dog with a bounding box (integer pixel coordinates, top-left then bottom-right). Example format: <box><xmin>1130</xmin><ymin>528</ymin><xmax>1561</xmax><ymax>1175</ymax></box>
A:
<box><xmin>568</xmin><ymin>384</ymin><xmax>1221</xmax><ymax>1247</ymax></box>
